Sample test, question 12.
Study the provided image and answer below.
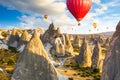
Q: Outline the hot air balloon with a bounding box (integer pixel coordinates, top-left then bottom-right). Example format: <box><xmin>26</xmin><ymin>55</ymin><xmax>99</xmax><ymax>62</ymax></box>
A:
<box><xmin>44</xmin><ymin>14</ymin><xmax>48</xmax><ymax>19</ymax></box>
<box><xmin>106</xmin><ymin>27</ymin><xmax>109</xmax><ymax>29</ymax></box>
<box><xmin>89</xmin><ymin>30</ymin><xmax>91</xmax><ymax>32</ymax></box>
<box><xmin>93</xmin><ymin>23</ymin><xmax>97</xmax><ymax>28</ymax></box>
<box><xmin>66</xmin><ymin>0</ymin><xmax>92</xmax><ymax>25</ymax></box>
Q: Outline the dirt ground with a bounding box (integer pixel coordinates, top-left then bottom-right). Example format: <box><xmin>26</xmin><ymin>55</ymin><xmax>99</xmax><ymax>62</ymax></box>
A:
<box><xmin>57</xmin><ymin>68</ymin><xmax>94</xmax><ymax>80</ymax></box>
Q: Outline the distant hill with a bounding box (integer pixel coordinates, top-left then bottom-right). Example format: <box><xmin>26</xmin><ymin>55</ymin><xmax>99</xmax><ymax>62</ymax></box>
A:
<box><xmin>99</xmin><ymin>31</ymin><xmax>114</xmax><ymax>37</ymax></box>
<box><xmin>67</xmin><ymin>31</ymin><xmax>114</xmax><ymax>39</ymax></box>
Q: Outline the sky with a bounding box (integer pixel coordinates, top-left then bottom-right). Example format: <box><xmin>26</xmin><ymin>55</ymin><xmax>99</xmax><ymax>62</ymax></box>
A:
<box><xmin>0</xmin><ymin>0</ymin><xmax>120</xmax><ymax>34</ymax></box>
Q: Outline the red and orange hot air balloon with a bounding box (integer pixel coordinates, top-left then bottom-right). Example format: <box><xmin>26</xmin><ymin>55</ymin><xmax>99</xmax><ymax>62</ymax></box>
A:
<box><xmin>66</xmin><ymin>0</ymin><xmax>92</xmax><ymax>25</ymax></box>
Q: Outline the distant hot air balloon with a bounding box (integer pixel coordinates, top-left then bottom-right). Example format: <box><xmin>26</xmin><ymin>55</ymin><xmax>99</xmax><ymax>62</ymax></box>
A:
<box><xmin>106</xmin><ymin>27</ymin><xmax>109</xmax><ymax>29</ymax></box>
<box><xmin>89</xmin><ymin>30</ymin><xmax>91</xmax><ymax>32</ymax></box>
<box><xmin>93</xmin><ymin>23</ymin><xmax>97</xmax><ymax>28</ymax></box>
<box><xmin>66</xmin><ymin>0</ymin><xmax>92</xmax><ymax>25</ymax></box>
<box><xmin>44</xmin><ymin>14</ymin><xmax>48</xmax><ymax>19</ymax></box>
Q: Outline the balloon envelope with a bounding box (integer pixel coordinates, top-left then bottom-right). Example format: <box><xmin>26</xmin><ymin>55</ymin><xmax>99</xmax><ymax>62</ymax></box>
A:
<box><xmin>66</xmin><ymin>0</ymin><xmax>92</xmax><ymax>22</ymax></box>
<box><xmin>93</xmin><ymin>23</ymin><xmax>97</xmax><ymax>28</ymax></box>
<box><xmin>44</xmin><ymin>15</ymin><xmax>48</xmax><ymax>19</ymax></box>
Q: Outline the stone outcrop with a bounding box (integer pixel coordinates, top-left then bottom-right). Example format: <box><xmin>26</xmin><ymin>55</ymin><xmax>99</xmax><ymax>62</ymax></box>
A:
<box><xmin>89</xmin><ymin>35</ymin><xmax>96</xmax><ymax>44</ymax></box>
<box><xmin>54</xmin><ymin>37</ymin><xmax>65</xmax><ymax>56</ymax></box>
<box><xmin>96</xmin><ymin>35</ymin><xmax>104</xmax><ymax>44</ymax></box>
<box><xmin>101</xmin><ymin>21</ymin><xmax>120</xmax><ymax>80</ymax></box>
<box><xmin>42</xmin><ymin>23</ymin><xmax>61</xmax><ymax>44</ymax></box>
<box><xmin>7</xmin><ymin>28</ymin><xmax>20</xmax><ymax>48</ymax></box>
<box><xmin>73</xmin><ymin>35</ymin><xmax>81</xmax><ymax>48</ymax></box>
<box><xmin>92</xmin><ymin>41</ymin><xmax>103</xmax><ymax>72</ymax></box>
<box><xmin>11</xmin><ymin>30</ymin><xmax>59</xmax><ymax>80</ymax></box>
<box><xmin>64</xmin><ymin>34</ymin><xmax>73</xmax><ymax>55</ymax></box>
<box><xmin>17</xmin><ymin>30</ymin><xmax>30</xmax><ymax>48</ymax></box>
<box><xmin>69</xmin><ymin>34</ymin><xmax>74</xmax><ymax>41</ymax></box>
<box><xmin>77</xmin><ymin>38</ymin><xmax>92</xmax><ymax>67</ymax></box>
<box><xmin>105</xmin><ymin>37</ymin><xmax>110</xmax><ymax>47</ymax></box>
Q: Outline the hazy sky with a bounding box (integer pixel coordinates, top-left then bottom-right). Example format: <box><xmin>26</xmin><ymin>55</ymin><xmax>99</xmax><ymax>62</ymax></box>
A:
<box><xmin>0</xmin><ymin>0</ymin><xmax>120</xmax><ymax>34</ymax></box>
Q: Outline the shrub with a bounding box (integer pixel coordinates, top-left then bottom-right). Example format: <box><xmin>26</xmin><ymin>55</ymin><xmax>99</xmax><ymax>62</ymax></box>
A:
<box><xmin>8</xmin><ymin>46</ymin><xmax>18</xmax><ymax>53</ymax></box>
<box><xmin>102</xmin><ymin>49</ymin><xmax>107</xmax><ymax>54</ymax></box>
<box><xmin>7</xmin><ymin>58</ymin><xmax>16</xmax><ymax>65</ymax></box>
<box><xmin>68</xmin><ymin>77</ymin><xmax>73</xmax><ymax>80</ymax></box>
<box><xmin>93</xmin><ymin>68</ymin><xmax>100</xmax><ymax>73</ymax></box>
<box><xmin>73</xmin><ymin>73</ymin><xmax>77</xmax><ymax>76</ymax></box>
<box><xmin>64</xmin><ymin>70</ymin><xmax>67</xmax><ymax>72</ymax></box>
<box><xmin>94</xmin><ymin>77</ymin><xmax>100</xmax><ymax>80</ymax></box>
<box><xmin>77</xmin><ymin>73</ymin><xmax>81</xmax><ymax>75</ymax></box>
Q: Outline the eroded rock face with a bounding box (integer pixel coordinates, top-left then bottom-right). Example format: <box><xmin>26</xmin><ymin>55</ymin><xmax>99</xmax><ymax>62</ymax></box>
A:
<box><xmin>105</xmin><ymin>37</ymin><xmax>110</xmax><ymax>47</ymax></box>
<box><xmin>64</xmin><ymin>34</ymin><xmax>73</xmax><ymax>55</ymax></box>
<box><xmin>73</xmin><ymin>35</ymin><xmax>81</xmax><ymax>48</ymax></box>
<box><xmin>96</xmin><ymin>35</ymin><xmax>104</xmax><ymax>44</ymax></box>
<box><xmin>17</xmin><ymin>30</ymin><xmax>30</xmax><ymax>48</ymax></box>
<box><xmin>11</xmin><ymin>30</ymin><xmax>59</xmax><ymax>80</ymax></box>
<box><xmin>7</xmin><ymin>28</ymin><xmax>20</xmax><ymax>48</ymax></box>
<box><xmin>69</xmin><ymin>34</ymin><xmax>74</xmax><ymax>41</ymax></box>
<box><xmin>77</xmin><ymin>38</ymin><xmax>92</xmax><ymax>67</ymax></box>
<box><xmin>89</xmin><ymin>35</ymin><xmax>96</xmax><ymax>44</ymax></box>
<box><xmin>101</xmin><ymin>21</ymin><xmax>120</xmax><ymax>80</ymax></box>
<box><xmin>54</xmin><ymin>37</ymin><xmax>65</xmax><ymax>56</ymax></box>
<box><xmin>92</xmin><ymin>41</ymin><xmax>103</xmax><ymax>72</ymax></box>
<box><xmin>42</xmin><ymin>23</ymin><xmax>61</xmax><ymax>44</ymax></box>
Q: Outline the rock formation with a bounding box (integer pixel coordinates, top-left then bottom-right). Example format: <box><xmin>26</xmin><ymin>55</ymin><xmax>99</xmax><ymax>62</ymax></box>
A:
<box><xmin>89</xmin><ymin>35</ymin><xmax>96</xmax><ymax>44</ymax></box>
<box><xmin>7</xmin><ymin>28</ymin><xmax>20</xmax><ymax>48</ymax></box>
<box><xmin>11</xmin><ymin>30</ymin><xmax>59</xmax><ymax>80</ymax></box>
<box><xmin>101</xmin><ymin>21</ymin><xmax>120</xmax><ymax>80</ymax></box>
<box><xmin>54</xmin><ymin>37</ymin><xmax>65</xmax><ymax>56</ymax></box>
<box><xmin>42</xmin><ymin>23</ymin><xmax>61</xmax><ymax>44</ymax></box>
<box><xmin>17</xmin><ymin>30</ymin><xmax>30</xmax><ymax>48</ymax></box>
<box><xmin>73</xmin><ymin>35</ymin><xmax>81</xmax><ymax>48</ymax></box>
<box><xmin>69</xmin><ymin>34</ymin><xmax>74</xmax><ymax>41</ymax></box>
<box><xmin>105</xmin><ymin>37</ymin><xmax>110</xmax><ymax>47</ymax></box>
<box><xmin>77</xmin><ymin>38</ymin><xmax>92</xmax><ymax>67</ymax></box>
<box><xmin>64</xmin><ymin>34</ymin><xmax>73</xmax><ymax>55</ymax></box>
<box><xmin>92</xmin><ymin>41</ymin><xmax>103</xmax><ymax>72</ymax></box>
<box><xmin>96</xmin><ymin>35</ymin><xmax>104</xmax><ymax>44</ymax></box>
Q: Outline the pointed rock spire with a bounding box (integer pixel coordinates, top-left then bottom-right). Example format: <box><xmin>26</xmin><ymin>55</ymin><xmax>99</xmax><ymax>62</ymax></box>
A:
<box><xmin>64</xmin><ymin>34</ymin><xmax>73</xmax><ymax>55</ymax></box>
<box><xmin>11</xmin><ymin>30</ymin><xmax>59</xmax><ymax>80</ymax></box>
<box><xmin>77</xmin><ymin>38</ymin><xmax>92</xmax><ymax>67</ymax></box>
<box><xmin>56</xmin><ymin>27</ymin><xmax>61</xmax><ymax>34</ymax></box>
<box><xmin>54</xmin><ymin>37</ymin><xmax>65</xmax><ymax>56</ymax></box>
<box><xmin>7</xmin><ymin>28</ymin><xmax>20</xmax><ymax>47</ymax></box>
<box><xmin>101</xmin><ymin>21</ymin><xmax>120</xmax><ymax>80</ymax></box>
<box><xmin>73</xmin><ymin>35</ymin><xmax>81</xmax><ymax>48</ymax></box>
<box><xmin>49</xmin><ymin>22</ymin><xmax>55</xmax><ymax>30</ymax></box>
<box><xmin>92</xmin><ymin>41</ymin><xmax>103</xmax><ymax>72</ymax></box>
<box><xmin>17</xmin><ymin>30</ymin><xmax>30</xmax><ymax>48</ymax></box>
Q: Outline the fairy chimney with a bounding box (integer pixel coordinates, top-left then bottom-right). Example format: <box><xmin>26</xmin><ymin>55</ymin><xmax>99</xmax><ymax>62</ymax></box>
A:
<box><xmin>11</xmin><ymin>30</ymin><xmax>59</xmax><ymax>80</ymax></box>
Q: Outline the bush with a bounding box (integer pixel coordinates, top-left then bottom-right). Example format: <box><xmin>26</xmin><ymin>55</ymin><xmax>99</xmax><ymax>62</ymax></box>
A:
<box><xmin>7</xmin><ymin>58</ymin><xmax>16</xmax><ymax>65</ymax></box>
<box><xmin>68</xmin><ymin>77</ymin><xmax>73</xmax><ymax>80</ymax></box>
<box><xmin>94</xmin><ymin>77</ymin><xmax>100</xmax><ymax>80</ymax></box>
<box><xmin>73</xmin><ymin>48</ymin><xmax>80</xmax><ymax>53</ymax></box>
<box><xmin>77</xmin><ymin>73</ymin><xmax>81</xmax><ymax>75</ymax></box>
<box><xmin>73</xmin><ymin>73</ymin><xmax>77</xmax><ymax>76</ymax></box>
<box><xmin>93</xmin><ymin>68</ymin><xmax>100</xmax><ymax>73</ymax></box>
<box><xmin>102</xmin><ymin>49</ymin><xmax>107</xmax><ymax>54</ymax></box>
<box><xmin>64</xmin><ymin>70</ymin><xmax>67</xmax><ymax>72</ymax></box>
<box><xmin>8</xmin><ymin>46</ymin><xmax>18</xmax><ymax>53</ymax></box>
